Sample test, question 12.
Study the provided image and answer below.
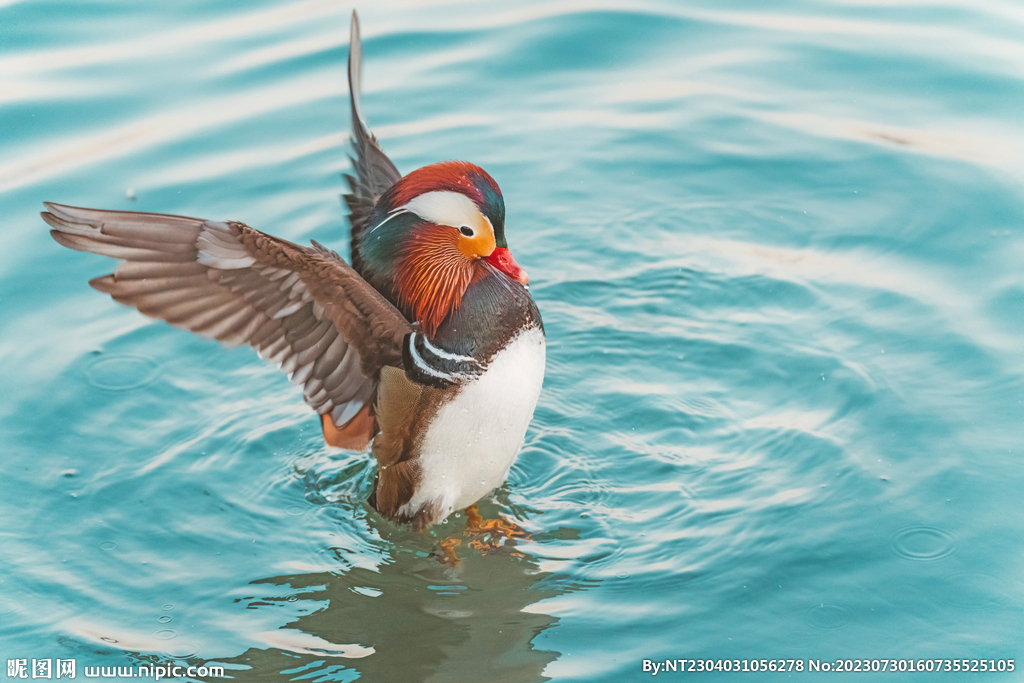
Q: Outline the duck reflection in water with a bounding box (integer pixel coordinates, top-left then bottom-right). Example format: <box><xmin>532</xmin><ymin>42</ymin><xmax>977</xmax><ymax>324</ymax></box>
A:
<box><xmin>217</xmin><ymin>503</ymin><xmax>576</xmax><ymax>682</ymax></box>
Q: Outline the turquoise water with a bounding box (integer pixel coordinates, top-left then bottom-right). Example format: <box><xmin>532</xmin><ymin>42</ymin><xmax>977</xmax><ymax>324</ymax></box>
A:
<box><xmin>2</xmin><ymin>0</ymin><xmax>1023</xmax><ymax>680</ymax></box>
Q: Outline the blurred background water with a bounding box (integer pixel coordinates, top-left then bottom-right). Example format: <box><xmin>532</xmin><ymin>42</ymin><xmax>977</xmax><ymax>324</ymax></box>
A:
<box><xmin>2</xmin><ymin>0</ymin><xmax>1023</xmax><ymax>680</ymax></box>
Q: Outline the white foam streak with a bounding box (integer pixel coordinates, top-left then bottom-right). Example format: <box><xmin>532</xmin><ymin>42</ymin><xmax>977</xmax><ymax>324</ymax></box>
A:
<box><xmin>0</xmin><ymin>73</ymin><xmax>340</xmax><ymax>192</ymax></box>
<box><xmin>0</xmin><ymin>0</ymin><xmax>345</xmax><ymax>77</ymax></box>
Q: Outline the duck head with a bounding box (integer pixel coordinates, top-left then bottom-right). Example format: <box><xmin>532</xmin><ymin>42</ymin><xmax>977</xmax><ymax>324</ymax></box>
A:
<box><xmin>358</xmin><ymin>161</ymin><xmax>528</xmax><ymax>335</ymax></box>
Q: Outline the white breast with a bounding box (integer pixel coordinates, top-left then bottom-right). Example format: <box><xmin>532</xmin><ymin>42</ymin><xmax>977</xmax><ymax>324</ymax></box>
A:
<box><xmin>397</xmin><ymin>326</ymin><xmax>546</xmax><ymax>524</ymax></box>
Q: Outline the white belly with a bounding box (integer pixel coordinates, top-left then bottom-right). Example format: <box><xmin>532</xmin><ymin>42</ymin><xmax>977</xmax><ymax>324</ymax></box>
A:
<box><xmin>398</xmin><ymin>326</ymin><xmax>546</xmax><ymax>524</ymax></box>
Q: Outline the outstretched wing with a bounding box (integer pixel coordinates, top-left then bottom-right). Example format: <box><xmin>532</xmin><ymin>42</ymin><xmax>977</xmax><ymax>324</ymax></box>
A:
<box><xmin>43</xmin><ymin>203</ymin><xmax>412</xmax><ymax>445</ymax></box>
<box><xmin>344</xmin><ymin>10</ymin><xmax>402</xmax><ymax>276</ymax></box>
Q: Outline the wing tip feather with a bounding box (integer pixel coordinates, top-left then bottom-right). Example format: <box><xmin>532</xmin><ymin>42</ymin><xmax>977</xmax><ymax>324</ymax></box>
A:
<box><xmin>49</xmin><ymin>230</ymin><xmax>94</xmax><ymax>253</ymax></box>
<box><xmin>88</xmin><ymin>274</ymin><xmax>117</xmax><ymax>293</ymax></box>
<box><xmin>42</xmin><ymin>203</ymin><xmax>107</xmax><ymax>225</ymax></box>
<box><xmin>348</xmin><ymin>10</ymin><xmax>363</xmax><ymax>126</ymax></box>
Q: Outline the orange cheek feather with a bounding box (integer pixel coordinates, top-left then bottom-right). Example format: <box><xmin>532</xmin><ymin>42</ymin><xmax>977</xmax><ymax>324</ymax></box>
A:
<box><xmin>457</xmin><ymin>229</ymin><xmax>496</xmax><ymax>259</ymax></box>
<box><xmin>455</xmin><ymin>212</ymin><xmax>496</xmax><ymax>260</ymax></box>
<box><xmin>397</xmin><ymin>225</ymin><xmax>474</xmax><ymax>336</ymax></box>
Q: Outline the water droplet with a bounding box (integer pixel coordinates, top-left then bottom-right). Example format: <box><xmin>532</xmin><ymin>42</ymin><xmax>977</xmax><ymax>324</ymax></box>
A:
<box><xmin>284</xmin><ymin>505</ymin><xmax>307</xmax><ymax>516</ymax></box>
<box><xmin>153</xmin><ymin>629</ymin><xmax>177</xmax><ymax>640</ymax></box>
<box><xmin>100</xmin><ymin>637</ymin><xmax>118</xmax><ymax>643</ymax></box>
<box><xmin>892</xmin><ymin>526</ymin><xmax>956</xmax><ymax>561</ymax></box>
<box><xmin>161</xmin><ymin>604</ymin><xmax>174</xmax><ymax>611</ymax></box>
<box><xmin>98</xmin><ymin>541</ymin><xmax>117</xmax><ymax>551</ymax></box>
<box><xmin>157</xmin><ymin>615</ymin><xmax>171</xmax><ymax>624</ymax></box>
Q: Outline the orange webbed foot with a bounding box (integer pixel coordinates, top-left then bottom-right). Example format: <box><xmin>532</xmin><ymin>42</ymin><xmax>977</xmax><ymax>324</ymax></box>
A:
<box><xmin>430</xmin><ymin>506</ymin><xmax>530</xmax><ymax>564</ymax></box>
<box><xmin>464</xmin><ymin>504</ymin><xmax>530</xmax><ymax>554</ymax></box>
<box><xmin>432</xmin><ymin>537</ymin><xmax>463</xmax><ymax>566</ymax></box>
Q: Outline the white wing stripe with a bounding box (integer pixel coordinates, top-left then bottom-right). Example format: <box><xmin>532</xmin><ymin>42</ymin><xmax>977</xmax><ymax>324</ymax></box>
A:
<box><xmin>421</xmin><ymin>334</ymin><xmax>477</xmax><ymax>364</ymax></box>
<box><xmin>408</xmin><ymin>332</ymin><xmax>458</xmax><ymax>381</ymax></box>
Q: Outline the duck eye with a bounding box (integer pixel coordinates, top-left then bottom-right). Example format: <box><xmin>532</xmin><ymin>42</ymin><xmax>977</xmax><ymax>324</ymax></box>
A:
<box><xmin>459</xmin><ymin>225</ymin><xmax>475</xmax><ymax>237</ymax></box>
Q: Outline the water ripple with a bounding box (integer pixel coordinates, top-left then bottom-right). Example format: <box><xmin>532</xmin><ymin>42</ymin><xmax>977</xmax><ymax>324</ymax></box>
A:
<box><xmin>891</xmin><ymin>525</ymin><xmax>957</xmax><ymax>561</ymax></box>
<box><xmin>3</xmin><ymin>0</ymin><xmax>1024</xmax><ymax>678</ymax></box>
<box><xmin>806</xmin><ymin>604</ymin><xmax>852</xmax><ymax>630</ymax></box>
<box><xmin>84</xmin><ymin>355</ymin><xmax>159</xmax><ymax>390</ymax></box>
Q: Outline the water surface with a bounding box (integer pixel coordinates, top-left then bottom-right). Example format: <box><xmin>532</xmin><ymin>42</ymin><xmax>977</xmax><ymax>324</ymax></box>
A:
<box><xmin>2</xmin><ymin>0</ymin><xmax>1023</xmax><ymax>680</ymax></box>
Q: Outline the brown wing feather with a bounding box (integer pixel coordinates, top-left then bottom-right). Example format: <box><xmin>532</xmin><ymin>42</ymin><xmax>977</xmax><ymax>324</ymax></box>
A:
<box><xmin>344</xmin><ymin>10</ymin><xmax>402</xmax><ymax>276</ymax></box>
<box><xmin>43</xmin><ymin>203</ymin><xmax>412</xmax><ymax>441</ymax></box>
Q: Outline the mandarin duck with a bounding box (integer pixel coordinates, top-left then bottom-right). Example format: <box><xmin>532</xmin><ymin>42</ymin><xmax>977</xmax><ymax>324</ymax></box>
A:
<box><xmin>42</xmin><ymin>11</ymin><xmax>545</xmax><ymax>530</ymax></box>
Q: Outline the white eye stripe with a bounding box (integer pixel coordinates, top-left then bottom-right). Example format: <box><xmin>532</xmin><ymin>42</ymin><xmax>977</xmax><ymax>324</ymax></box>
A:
<box><xmin>369</xmin><ymin>207</ymin><xmax>411</xmax><ymax>234</ymax></box>
<box><xmin>401</xmin><ymin>191</ymin><xmax>488</xmax><ymax>232</ymax></box>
